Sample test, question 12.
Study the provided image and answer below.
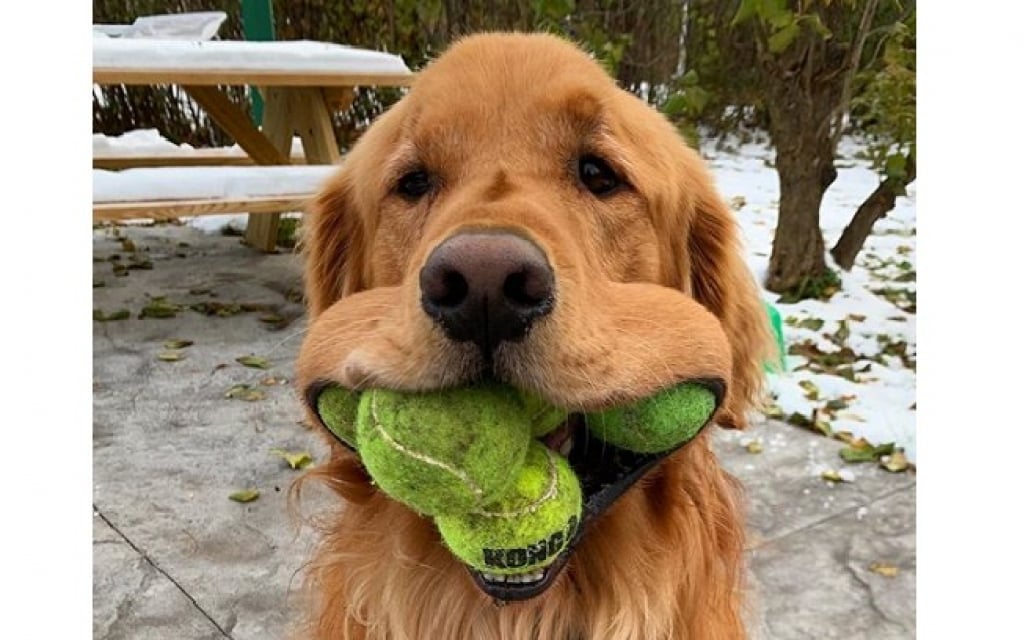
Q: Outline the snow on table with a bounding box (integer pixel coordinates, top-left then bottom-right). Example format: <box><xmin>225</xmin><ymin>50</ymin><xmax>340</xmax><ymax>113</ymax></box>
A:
<box><xmin>93</xmin><ymin>129</ymin><xmax>195</xmax><ymax>155</ymax></box>
<box><xmin>92</xmin><ymin>129</ymin><xmax>307</xmax><ymax>158</ymax></box>
<box><xmin>92</xmin><ymin>166</ymin><xmax>336</xmax><ymax>203</ymax></box>
<box><xmin>93</xmin><ymin>38</ymin><xmax>411</xmax><ymax>78</ymax></box>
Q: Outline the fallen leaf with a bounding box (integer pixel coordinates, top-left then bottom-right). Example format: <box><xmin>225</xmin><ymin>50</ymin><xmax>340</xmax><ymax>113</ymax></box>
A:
<box><xmin>787</xmin><ymin>341</ymin><xmax>858</xmax><ymax>374</ymax></box>
<box><xmin>236</xmin><ymin>355</ymin><xmax>270</xmax><ymax>369</ymax></box>
<box><xmin>120</xmin><ymin>238</ymin><xmax>136</xmax><ymax>252</ymax></box>
<box><xmin>834</xmin><ymin>430</ymin><xmax>857</xmax><ymax>444</ymax></box>
<box><xmin>225</xmin><ymin>384</ymin><xmax>266</xmax><ymax>402</ymax></box>
<box><xmin>762</xmin><ymin>402</ymin><xmax>785</xmax><ymax>419</ymax></box>
<box><xmin>787</xmin><ymin>412</ymin><xmax>812</xmax><ymax>428</ymax></box>
<box><xmin>240</xmin><ymin>303</ymin><xmax>273</xmax><ymax>312</ymax></box>
<box><xmin>745</xmin><ymin>441</ymin><xmax>763</xmax><ymax>454</ymax></box>
<box><xmin>163</xmin><ymin>339</ymin><xmax>194</xmax><ymax>349</ymax></box>
<box><xmin>127</xmin><ymin>257</ymin><xmax>153</xmax><ymax>270</ymax></box>
<box><xmin>795</xmin><ymin>317</ymin><xmax>825</xmax><ymax>331</ymax></box>
<box><xmin>139</xmin><ymin>298</ymin><xmax>180</xmax><ymax>319</ymax></box>
<box><xmin>229</xmin><ymin>489</ymin><xmax>260</xmax><ymax>503</ymax></box>
<box><xmin>190</xmin><ymin>301</ymin><xmax>243</xmax><ymax>317</ymax></box>
<box><xmin>798</xmin><ymin>380</ymin><xmax>820</xmax><ymax>401</ymax></box>
<box><xmin>825</xmin><ymin>319</ymin><xmax>851</xmax><ymax>345</ymax></box>
<box><xmin>260</xmin><ymin>376</ymin><xmax>287</xmax><ymax>386</ymax></box>
<box><xmin>821</xmin><ymin>470</ymin><xmax>846</xmax><ymax>483</ymax></box>
<box><xmin>823</xmin><ymin>398</ymin><xmax>850</xmax><ymax>413</ymax></box>
<box><xmin>834</xmin><ymin>366</ymin><xmax>858</xmax><ymax>382</ymax></box>
<box><xmin>840</xmin><ymin>440</ymin><xmax>895</xmax><ymax>463</ymax></box>
<box><xmin>157</xmin><ymin>350</ymin><xmax>184</xmax><ymax>362</ymax></box>
<box><xmin>869</xmin><ymin>562</ymin><xmax>899</xmax><ymax>578</ymax></box>
<box><xmin>258</xmin><ymin>313</ymin><xmax>290</xmax><ymax>330</ymax></box>
<box><xmin>847</xmin><ymin>313</ymin><xmax>867</xmax><ymax>322</ymax></box>
<box><xmin>93</xmin><ymin>309</ymin><xmax>130</xmax><ymax>322</ymax></box>
<box><xmin>270</xmin><ymin>448</ymin><xmax>314</xmax><ymax>470</ymax></box>
<box><xmin>881</xmin><ymin>451</ymin><xmax>910</xmax><ymax>472</ymax></box>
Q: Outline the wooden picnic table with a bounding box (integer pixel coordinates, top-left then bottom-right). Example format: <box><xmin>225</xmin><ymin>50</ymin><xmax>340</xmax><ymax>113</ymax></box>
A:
<box><xmin>93</xmin><ymin>38</ymin><xmax>414</xmax><ymax>250</ymax></box>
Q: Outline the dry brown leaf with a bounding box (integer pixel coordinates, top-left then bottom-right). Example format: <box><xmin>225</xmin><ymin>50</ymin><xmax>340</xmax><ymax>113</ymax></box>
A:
<box><xmin>869</xmin><ymin>562</ymin><xmax>899</xmax><ymax>578</ymax></box>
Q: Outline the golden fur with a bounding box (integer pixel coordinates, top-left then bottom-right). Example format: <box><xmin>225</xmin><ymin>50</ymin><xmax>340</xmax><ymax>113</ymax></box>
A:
<box><xmin>294</xmin><ymin>32</ymin><xmax>774</xmax><ymax>640</ymax></box>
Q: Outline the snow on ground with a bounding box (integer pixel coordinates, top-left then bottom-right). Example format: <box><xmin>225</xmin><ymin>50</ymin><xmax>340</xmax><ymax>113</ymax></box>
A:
<box><xmin>704</xmin><ymin>134</ymin><xmax>916</xmax><ymax>462</ymax></box>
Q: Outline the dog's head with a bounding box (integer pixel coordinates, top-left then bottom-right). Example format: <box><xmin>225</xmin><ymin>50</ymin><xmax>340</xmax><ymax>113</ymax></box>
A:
<box><xmin>297</xmin><ymin>32</ymin><xmax>773</xmax><ymax>602</ymax></box>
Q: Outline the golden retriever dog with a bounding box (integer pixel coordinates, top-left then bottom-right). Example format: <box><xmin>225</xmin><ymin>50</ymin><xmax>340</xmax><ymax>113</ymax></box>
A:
<box><xmin>295</xmin><ymin>32</ymin><xmax>773</xmax><ymax>640</ymax></box>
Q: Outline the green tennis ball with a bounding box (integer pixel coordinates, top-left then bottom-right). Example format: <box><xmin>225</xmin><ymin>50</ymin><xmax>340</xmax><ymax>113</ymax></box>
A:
<box><xmin>520</xmin><ymin>391</ymin><xmax>569</xmax><ymax>437</ymax></box>
<box><xmin>435</xmin><ymin>442</ymin><xmax>581</xmax><ymax>575</ymax></box>
<box><xmin>356</xmin><ymin>384</ymin><xmax>532</xmax><ymax>516</ymax></box>
<box><xmin>586</xmin><ymin>382</ymin><xmax>718</xmax><ymax>454</ymax></box>
<box><xmin>316</xmin><ymin>386</ymin><xmax>361</xmax><ymax>448</ymax></box>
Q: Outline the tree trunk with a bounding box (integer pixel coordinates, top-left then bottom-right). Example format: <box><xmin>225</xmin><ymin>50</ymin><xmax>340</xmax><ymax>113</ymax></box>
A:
<box><xmin>764</xmin><ymin>124</ymin><xmax>838</xmax><ymax>293</ymax></box>
<box><xmin>766</xmin><ymin>169</ymin><xmax>830</xmax><ymax>291</ymax></box>
<box><xmin>757</xmin><ymin>20</ymin><xmax>847</xmax><ymax>294</ymax></box>
<box><xmin>831</xmin><ymin>154</ymin><xmax>916</xmax><ymax>270</ymax></box>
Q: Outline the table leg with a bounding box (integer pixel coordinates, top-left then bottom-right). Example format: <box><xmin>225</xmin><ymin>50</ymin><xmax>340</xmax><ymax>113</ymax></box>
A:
<box><xmin>182</xmin><ymin>84</ymin><xmax>295</xmax><ymax>252</ymax></box>
<box><xmin>246</xmin><ymin>87</ymin><xmax>343</xmax><ymax>251</ymax></box>
<box><xmin>290</xmin><ymin>87</ymin><xmax>343</xmax><ymax>165</ymax></box>
<box><xmin>242</xmin><ymin>87</ymin><xmax>297</xmax><ymax>251</ymax></box>
<box><xmin>181</xmin><ymin>85</ymin><xmax>288</xmax><ymax>165</ymax></box>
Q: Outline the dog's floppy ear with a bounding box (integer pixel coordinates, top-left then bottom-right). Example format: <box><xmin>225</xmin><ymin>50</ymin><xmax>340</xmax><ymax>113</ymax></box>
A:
<box><xmin>654</xmin><ymin>147</ymin><xmax>777</xmax><ymax>429</ymax></box>
<box><xmin>303</xmin><ymin>169</ymin><xmax>368</xmax><ymax>318</ymax></box>
<box><xmin>686</xmin><ymin>179</ymin><xmax>776</xmax><ymax>428</ymax></box>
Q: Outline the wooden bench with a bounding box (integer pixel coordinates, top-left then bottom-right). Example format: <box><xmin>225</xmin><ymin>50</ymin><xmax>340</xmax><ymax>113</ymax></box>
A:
<box><xmin>92</xmin><ymin>165</ymin><xmax>337</xmax><ymax>223</ymax></box>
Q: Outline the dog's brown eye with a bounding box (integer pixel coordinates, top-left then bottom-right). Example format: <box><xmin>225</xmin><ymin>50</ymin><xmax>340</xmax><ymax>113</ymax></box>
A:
<box><xmin>397</xmin><ymin>170</ymin><xmax>432</xmax><ymax>199</ymax></box>
<box><xmin>578</xmin><ymin>155</ymin><xmax>620</xmax><ymax>196</ymax></box>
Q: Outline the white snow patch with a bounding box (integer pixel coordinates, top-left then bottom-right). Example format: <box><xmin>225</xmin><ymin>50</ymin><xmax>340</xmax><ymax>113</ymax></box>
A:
<box><xmin>704</xmin><ymin>135</ymin><xmax>916</xmax><ymax>462</ymax></box>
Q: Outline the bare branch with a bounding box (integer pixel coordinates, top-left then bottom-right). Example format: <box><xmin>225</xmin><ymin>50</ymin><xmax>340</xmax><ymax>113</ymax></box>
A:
<box><xmin>828</xmin><ymin>0</ymin><xmax>880</xmax><ymax>151</ymax></box>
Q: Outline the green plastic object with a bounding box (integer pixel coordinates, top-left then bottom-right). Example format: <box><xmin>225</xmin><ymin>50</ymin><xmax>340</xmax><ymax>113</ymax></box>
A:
<box><xmin>240</xmin><ymin>0</ymin><xmax>276</xmax><ymax>126</ymax></box>
<box><xmin>764</xmin><ymin>301</ymin><xmax>787</xmax><ymax>373</ymax></box>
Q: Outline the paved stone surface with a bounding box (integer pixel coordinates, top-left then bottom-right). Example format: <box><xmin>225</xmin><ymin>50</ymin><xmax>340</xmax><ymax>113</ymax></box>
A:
<box><xmin>93</xmin><ymin>223</ymin><xmax>916</xmax><ymax>639</ymax></box>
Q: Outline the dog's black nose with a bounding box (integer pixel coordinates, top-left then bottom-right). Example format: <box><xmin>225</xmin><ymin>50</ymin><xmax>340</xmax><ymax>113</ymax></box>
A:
<box><xmin>420</xmin><ymin>231</ymin><xmax>555</xmax><ymax>354</ymax></box>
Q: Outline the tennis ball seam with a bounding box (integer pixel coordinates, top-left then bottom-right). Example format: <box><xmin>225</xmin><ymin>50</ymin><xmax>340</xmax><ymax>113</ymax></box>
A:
<box><xmin>529</xmin><ymin>404</ymin><xmax>559</xmax><ymax>425</ymax></box>
<box><xmin>471</xmin><ymin>447</ymin><xmax>559</xmax><ymax>519</ymax></box>
<box><xmin>367</xmin><ymin>390</ymin><xmax>486</xmax><ymax>505</ymax></box>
